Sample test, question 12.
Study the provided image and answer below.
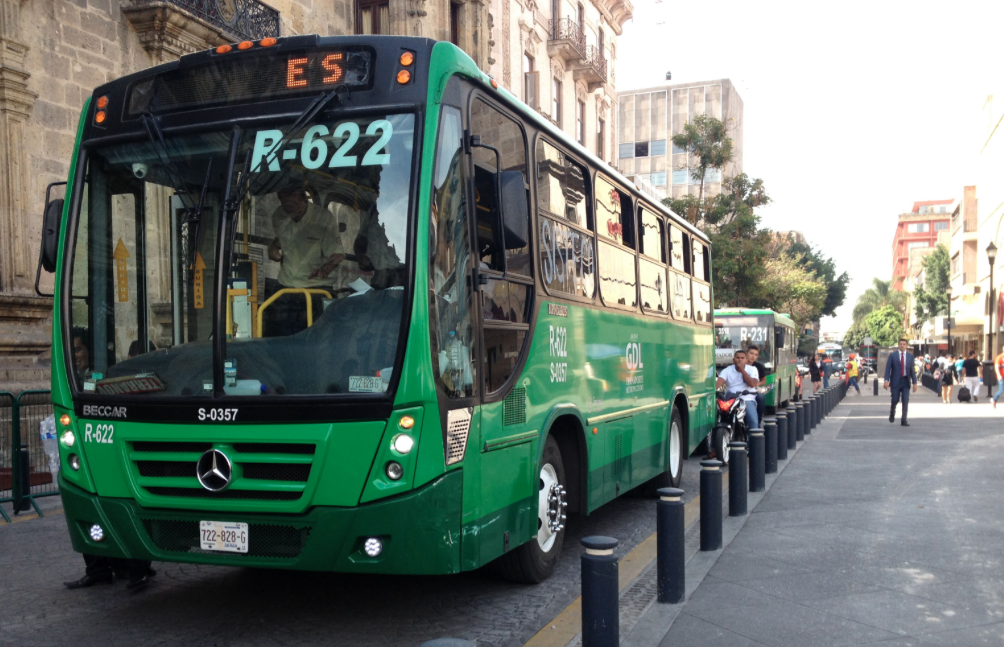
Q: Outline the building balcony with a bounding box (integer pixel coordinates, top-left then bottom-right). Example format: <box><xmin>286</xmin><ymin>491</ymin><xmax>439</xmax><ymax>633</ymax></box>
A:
<box><xmin>547</xmin><ymin>18</ymin><xmax>587</xmax><ymax>64</ymax></box>
<box><xmin>571</xmin><ymin>45</ymin><xmax>607</xmax><ymax>92</ymax></box>
<box><xmin>124</xmin><ymin>0</ymin><xmax>280</xmax><ymax>57</ymax></box>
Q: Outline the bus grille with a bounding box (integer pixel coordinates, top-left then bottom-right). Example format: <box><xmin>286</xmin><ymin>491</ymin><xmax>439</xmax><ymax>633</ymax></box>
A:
<box><xmin>445</xmin><ymin>408</ymin><xmax>472</xmax><ymax>466</ymax></box>
<box><xmin>131</xmin><ymin>441</ymin><xmax>316</xmax><ymax>501</ymax></box>
<box><xmin>141</xmin><ymin>518</ymin><xmax>311</xmax><ymax>559</ymax></box>
<box><xmin>503</xmin><ymin>388</ymin><xmax>526</xmax><ymax>426</ymax></box>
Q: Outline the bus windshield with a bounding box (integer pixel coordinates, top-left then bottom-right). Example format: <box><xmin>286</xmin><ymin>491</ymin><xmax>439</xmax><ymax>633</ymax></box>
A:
<box><xmin>67</xmin><ymin>112</ymin><xmax>415</xmax><ymax>397</ymax></box>
<box><xmin>714</xmin><ymin>315</ymin><xmax>773</xmax><ymax>365</ymax></box>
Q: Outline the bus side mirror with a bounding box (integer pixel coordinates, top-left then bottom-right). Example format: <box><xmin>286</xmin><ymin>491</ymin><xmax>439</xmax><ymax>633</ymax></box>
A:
<box><xmin>35</xmin><ymin>181</ymin><xmax>67</xmax><ymax>297</ymax></box>
<box><xmin>500</xmin><ymin>170</ymin><xmax>528</xmax><ymax>250</ymax></box>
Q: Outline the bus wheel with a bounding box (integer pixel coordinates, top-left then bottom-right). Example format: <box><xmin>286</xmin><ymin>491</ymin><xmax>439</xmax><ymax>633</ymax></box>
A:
<box><xmin>497</xmin><ymin>435</ymin><xmax>566</xmax><ymax>583</ymax></box>
<box><xmin>644</xmin><ymin>408</ymin><xmax>684</xmax><ymax>492</ymax></box>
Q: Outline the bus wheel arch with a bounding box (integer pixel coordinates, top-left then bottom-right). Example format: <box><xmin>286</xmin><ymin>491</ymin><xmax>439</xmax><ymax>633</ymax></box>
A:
<box><xmin>545</xmin><ymin>414</ymin><xmax>586</xmax><ymax>516</ymax></box>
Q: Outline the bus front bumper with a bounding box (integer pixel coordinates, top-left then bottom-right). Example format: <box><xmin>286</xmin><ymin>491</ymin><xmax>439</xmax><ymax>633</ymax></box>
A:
<box><xmin>58</xmin><ymin>470</ymin><xmax>463</xmax><ymax>574</ymax></box>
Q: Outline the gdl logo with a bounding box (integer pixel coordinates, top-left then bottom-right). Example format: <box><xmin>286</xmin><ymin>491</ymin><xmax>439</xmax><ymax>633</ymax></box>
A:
<box><xmin>625</xmin><ymin>342</ymin><xmax>644</xmax><ymax>371</ymax></box>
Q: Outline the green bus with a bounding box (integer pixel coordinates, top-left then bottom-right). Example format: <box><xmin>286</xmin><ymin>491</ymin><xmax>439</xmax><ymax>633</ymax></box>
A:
<box><xmin>39</xmin><ymin>35</ymin><xmax>715</xmax><ymax>583</ymax></box>
<box><xmin>714</xmin><ymin>309</ymin><xmax>799</xmax><ymax>413</ymax></box>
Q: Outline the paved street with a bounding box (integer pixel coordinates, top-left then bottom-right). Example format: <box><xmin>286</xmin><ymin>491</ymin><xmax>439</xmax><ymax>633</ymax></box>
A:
<box><xmin>660</xmin><ymin>383</ymin><xmax>1004</xmax><ymax>646</ymax></box>
<box><xmin>0</xmin><ymin>441</ymin><xmax>702</xmax><ymax>647</ymax></box>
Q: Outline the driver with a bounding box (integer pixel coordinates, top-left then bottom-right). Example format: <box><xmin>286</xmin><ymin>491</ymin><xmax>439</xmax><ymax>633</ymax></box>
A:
<box><xmin>716</xmin><ymin>349</ymin><xmax>760</xmax><ymax>431</ymax></box>
<box><xmin>264</xmin><ymin>182</ymin><xmax>345</xmax><ymax>336</ymax></box>
<box><xmin>268</xmin><ymin>182</ymin><xmax>345</xmax><ymax>289</ymax></box>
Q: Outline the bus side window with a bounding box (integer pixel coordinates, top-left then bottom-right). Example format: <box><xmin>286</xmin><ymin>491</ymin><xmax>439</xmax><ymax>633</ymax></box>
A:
<box><xmin>470</xmin><ymin>98</ymin><xmax>530</xmax><ymax>276</ymax></box>
<box><xmin>429</xmin><ymin>105</ymin><xmax>477</xmax><ymax>398</ymax></box>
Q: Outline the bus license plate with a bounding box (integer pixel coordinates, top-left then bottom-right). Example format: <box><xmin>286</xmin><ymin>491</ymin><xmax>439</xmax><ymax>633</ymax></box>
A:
<box><xmin>199</xmin><ymin>520</ymin><xmax>248</xmax><ymax>553</ymax></box>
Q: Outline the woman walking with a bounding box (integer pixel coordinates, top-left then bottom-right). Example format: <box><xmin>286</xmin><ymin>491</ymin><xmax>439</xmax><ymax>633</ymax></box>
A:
<box><xmin>809</xmin><ymin>353</ymin><xmax>822</xmax><ymax>393</ymax></box>
<box><xmin>941</xmin><ymin>354</ymin><xmax>957</xmax><ymax>403</ymax></box>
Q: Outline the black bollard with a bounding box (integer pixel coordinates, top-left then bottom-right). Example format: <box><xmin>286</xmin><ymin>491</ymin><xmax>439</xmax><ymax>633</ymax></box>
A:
<box><xmin>775</xmin><ymin>414</ymin><xmax>788</xmax><ymax>452</ymax></box>
<box><xmin>700</xmin><ymin>460</ymin><xmax>723</xmax><ymax>551</ymax></box>
<box><xmin>581</xmin><ymin>536</ymin><xmax>619</xmax><ymax>647</ymax></box>
<box><xmin>786</xmin><ymin>407</ymin><xmax>796</xmax><ymax>449</ymax></box>
<box><xmin>798</xmin><ymin>401</ymin><xmax>809</xmax><ymax>436</ymax></box>
<box><xmin>775</xmin><ymin>414</ymin><xmax>788</xmax><ymax>461</ymax></box>
<box><xmin>656</xmin><ymin>488</ymin><xmax>685</xmax><ymax>604</ymax></box>
<box><xmin>728</xmin><ymin>442</ymin><xmax>748</xmax><ymax>517</ymax></box>
<box><xmin>810</xmin><ymin>397</ymin><xmax>819</xmax><ymax>428</ymax></box>
<box><xmin>748</xmin><ymin>429</ymin><xmax>765</xmax><ymax>492</ymax></box>
<box><xmin>873</xmin><ymin>378</ymin><xmax>879</xmax><ymax>396</ymax></box>
<box><xmin>787</xmin><ymin>405</ymin><xmax>799</xmax><ymax>443</ymax></box>
<box><xmin>763</xmin><ymin>420</ymin><xmax>778</xmax><ymax>474</ymax></box>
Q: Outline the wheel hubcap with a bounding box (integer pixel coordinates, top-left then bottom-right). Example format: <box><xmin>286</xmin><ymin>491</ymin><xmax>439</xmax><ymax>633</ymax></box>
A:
<box><xmin>669</xmin><ymin>420</ymin><xmax>681</xmax><ymax>478</ymax></box>
<box><xmin>537</xmin><ymin>463</ymin><xmax>566</xmax><ymax>552</ymax></box>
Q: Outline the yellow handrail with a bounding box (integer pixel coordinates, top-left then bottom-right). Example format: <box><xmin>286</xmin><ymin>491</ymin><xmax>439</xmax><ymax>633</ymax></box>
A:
<box><xmin>255</xmin><ymin>288</ymin><xmax>333</xmax><ymax>338</ymax></box>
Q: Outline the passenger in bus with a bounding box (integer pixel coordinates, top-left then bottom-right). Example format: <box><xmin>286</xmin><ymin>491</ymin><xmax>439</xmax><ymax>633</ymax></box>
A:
<box><xmin>71</xmin><ymin>327</ymin><xmax>91</xmax><ymax>378</ymax></box>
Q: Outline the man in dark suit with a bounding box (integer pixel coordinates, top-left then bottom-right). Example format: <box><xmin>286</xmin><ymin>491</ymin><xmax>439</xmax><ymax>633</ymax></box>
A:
<box><xmin>884</xmin><ymin>338</ymin><xmax>919</xmax><ymax>426</ymax></box>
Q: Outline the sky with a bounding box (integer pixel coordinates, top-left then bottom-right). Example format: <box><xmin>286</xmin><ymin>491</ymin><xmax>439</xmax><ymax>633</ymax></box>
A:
<box><xmin>616</xmin><ymin>0</ymin><xmax>1004</xmax><ymax>335</ymax></box>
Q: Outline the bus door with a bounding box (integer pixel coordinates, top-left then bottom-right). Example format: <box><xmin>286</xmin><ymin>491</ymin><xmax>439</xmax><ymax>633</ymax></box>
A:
<box><xmin>466</xmin><ymin>92</ymin><xmax>536</xmax><ymax>563</ymax></box>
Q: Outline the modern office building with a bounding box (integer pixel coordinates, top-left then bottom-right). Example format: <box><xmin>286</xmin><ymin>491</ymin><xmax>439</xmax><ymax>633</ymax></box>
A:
<box><xmin>891</xmin><ymin>200</ymin><xmax>953</xmax><ymax>290</ymax></box>
<box><xmin>615</xmin><ymin>79</ymin><xmax>743</xmax><ymax>200</ymax></box>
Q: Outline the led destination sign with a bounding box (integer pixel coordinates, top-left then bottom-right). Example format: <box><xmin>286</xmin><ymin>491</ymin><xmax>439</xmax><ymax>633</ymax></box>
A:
<box><xmin>127</xmin><ymin>49</ymin><xmax>373</xmax><ymax>116</ymax></box>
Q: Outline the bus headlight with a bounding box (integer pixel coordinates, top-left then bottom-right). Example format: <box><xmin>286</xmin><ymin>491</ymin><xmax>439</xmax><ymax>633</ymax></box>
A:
<box><xmin>61</xmin><ymin>430</ymin><xmax>75</xmax><ymax>447</ymax></box>
<box><xmin>89</xmin><ymin>524</ymin><xmax>105</xmax><ymax>542</ymax></box>
<box><xmin>69</xmin><ymin>454</ymin><xmax>80</xmax><ymax>471</ymax></box>
<box><xmin>392</xmin><ymin>434</ymin><xmax>414</xmax><ymax>455</ymax></box>
<box><xmin>385</xmin><ymin>461</ymin><xmax>403</xmax><ymax>481</ymax></box>
<box><xmin>363</xmin><ymin>537</ymin><xmax>383</xmax><ymax>557</ymax></box>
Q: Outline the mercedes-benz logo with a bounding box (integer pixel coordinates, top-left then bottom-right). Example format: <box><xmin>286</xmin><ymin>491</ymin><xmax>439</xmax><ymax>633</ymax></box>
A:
<box><xmin>196</xmin><ymin>449</ymin><xmax>232</xmax><ymax>492</ymax></box>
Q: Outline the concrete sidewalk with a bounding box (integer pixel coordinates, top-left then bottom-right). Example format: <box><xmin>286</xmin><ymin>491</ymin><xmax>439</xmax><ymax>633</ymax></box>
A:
<box><xmin>639</xmin><ymin>384</ymin><xmax>1004</xmax><ymax>646</ymax></box>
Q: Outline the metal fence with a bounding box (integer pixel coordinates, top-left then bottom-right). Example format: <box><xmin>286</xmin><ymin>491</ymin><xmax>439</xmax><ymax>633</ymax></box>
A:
<box><xmin>0</xmin><ymin>390</ymin><xmax>57</xmax><ymax>522</ymax></box>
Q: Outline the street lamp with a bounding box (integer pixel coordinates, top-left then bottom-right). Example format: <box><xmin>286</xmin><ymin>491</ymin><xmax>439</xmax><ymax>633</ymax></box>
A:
<box><xmin>988</xmin><ymin>241</ymin><xmax>998</xmax><ymax>362</ymax></box>
<box><xmin>946</xmin><ymin>284</ymin><xmax>954</xmax><ymax>357</ymax></box>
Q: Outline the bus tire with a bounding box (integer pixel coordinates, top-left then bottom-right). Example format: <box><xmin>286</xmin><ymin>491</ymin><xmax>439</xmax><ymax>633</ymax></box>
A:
<box><xmin>643</xmin><ymin>408</ymin><xmax>685</xmax><ymax>492</ymax></box>
<box><xmin>497</xmin><ymin>435</ymin><xmax>566</xmax><ymax>583</ymax></box>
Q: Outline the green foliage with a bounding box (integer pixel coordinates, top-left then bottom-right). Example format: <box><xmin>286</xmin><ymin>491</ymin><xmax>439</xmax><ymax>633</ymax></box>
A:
<box><xmin>786</xmin><ymin>238</ymin><xmax>849</xmax><ymax>317</ymax></box>
<box><xmin>670</xmin><ymin>114</ymin><xmax>734</xmax><ymax>201</ymax></box>
<box><xmin>912</xmin><ymin>244</ymin><xmax>950</xmax><ymax>321</ymax></box>
<box><xmin>843</xmin><ymin>319</ymin><xmax>868</xmax><ymax>350</ymax></box>
<box><xmin>851</xmin><ymin>278</ymin><xmax>907</xmax><ymax>323</ymax></box>
<box><xmin>665</xmin><ymin>174</ymin><xmax>772</xmax><ymax>308</ymax></box>
<box><xmin>753</xmin><ymin>243</ymin><xmax>828</xmax><ymax>335</ymax></box>
<box><xmin>864</xmin><ymin>305</ymin><xmax>905</xmax><ymax>347</ymax></box>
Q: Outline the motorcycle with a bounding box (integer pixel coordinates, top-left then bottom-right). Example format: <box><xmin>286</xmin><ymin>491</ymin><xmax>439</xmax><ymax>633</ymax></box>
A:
<box><xmin>712</xmin><ymin>384</ymin><xmax>774</xmax><ymax>465</ymax></box>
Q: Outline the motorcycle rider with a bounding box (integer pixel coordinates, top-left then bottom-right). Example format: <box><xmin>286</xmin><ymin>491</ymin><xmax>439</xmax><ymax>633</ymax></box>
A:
<box><xmin>716</xmin><ymin>348</ymin><xmax>760</xmax><ymax>431</ymax></box>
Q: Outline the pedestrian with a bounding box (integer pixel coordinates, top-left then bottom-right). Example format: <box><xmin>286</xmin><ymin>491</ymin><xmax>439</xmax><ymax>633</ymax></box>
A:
<box><xmin>940</xmin><ymin>354</ymin><xmax>957</xmax><ymax>403</ymax></box>
<box><xmin>808</xmin><ymin>353</ymin><xmax>822</xmax><ymax>393</ymax></box>
<box><xmin>746</xmin><ymin>344</ymin><xmax>767</xmax><ymax>424</ymax></box>
<box><xmin>821</xmin><ymin>354</ymin><xmax>832</xmax><ymax>388</ymax></box>
<box><xmin>846</xmin><ymin>353</ymin><xmax>861</xmax><ymax>395</ymax></box>
<box><xmin>716</xmin><ymin>349</ymin><xmax>760</xmax><ymax>432</ymax></box>
<box><xmin>64</xmin><ymin>556</ymin><xmax>156</xmax><ymax>591</ymax></box>
<box><xmin>994</xmin><ymin>348</ymin><xmax>1004</xmax><ymax>409</ymax></box>
<box><xmin>961</xmin><ymin>350</ymin><xmax>983</xmax><ymax>403</ymax></box>
<box><xmin>884</xmin><ymin>338</ymin><xmax>918</xmax><ymax>426</ymax></box>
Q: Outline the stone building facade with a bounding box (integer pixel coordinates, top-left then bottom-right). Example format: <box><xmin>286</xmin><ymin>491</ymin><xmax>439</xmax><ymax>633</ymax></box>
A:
<box><xmin>0</xmin><ymin>0</ymin><xmax>628</xmax><ymax>390</ymax></box>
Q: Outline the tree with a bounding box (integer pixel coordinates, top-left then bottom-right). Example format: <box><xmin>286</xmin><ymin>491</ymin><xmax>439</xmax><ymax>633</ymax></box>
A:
<box><xmin>864</xmin><ymin>305</ymin><xmax>905</xmax><ymax>347</ymax></box>
<box><xmin>912</xmin><ymin>244</ymin><xmax>950</xmax><ymax>321</ymax></box>
<box><xmin>843</xmin><ymin>319</ymin><xmax>869</xmax><ymax>350</ymax></box>
<box><xmin>664</xmin><ymin>174</ymin><xmax>772</xmax><ymax>308</ymax></box>
<box><xmin>757</xmin><ymin>248</ymin><xmax>828</xmax><ymax>336</ymax></box>
<box><xmin>670</xmin><ymin>114</ymin><xmax>733</xmax><ymax>202</ymax></box>
<box><xmin>785</xmin><ymin>238</ymin><xmax>849</xmax><ymax>317</ymax></box>
<box><xmin>852</xmin><ymin>278</ymin><xmax>907</xmax><ymax>323</ymax></box>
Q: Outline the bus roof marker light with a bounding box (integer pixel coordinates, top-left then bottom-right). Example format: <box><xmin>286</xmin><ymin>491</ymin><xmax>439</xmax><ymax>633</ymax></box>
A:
<box><xmin>399</xmin><ymin>52</ymin><xmax>414</xmax><ymax>66</ymax></box>
<box><xmin>94</xmin><ymin>111</ymin><xmax>106</xmax><ymax>124</ymax></box>
<box><xmin>237</xmin><ymin>40</ymin><xmax>253</xmax><ymax>50</ymax></box>
<box><xmin>392</xmin><ymin>434</ymin><xmax>414</xmax><ymax>455</ymax></box>
<box><xmin>215</xmin><ymin>44</ymin><xmax>232</xmax><ymax>54</ymax></box>
<box><xmin>260</xmin><ymin>37</ymin><xmax>277</xmax><ymax>47</ymax></box>
<box><xmin>396</xmin><ymin>69</ymin><xmax>411</xmax><ymax>84</ymax></box>
<box><xmin>96</xmin><ymin>96</ymin><xmax>108</xmax><ymax>109</ymax></box>
<box><xmin>490</xmin><ymin>79</ymin><xmax>498</xmax><ymax>89</ymax></box>
<box><xmin>363</xmin><ymin>537</ymin><xmax>383</xmax><ymax>557</ymax></box>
